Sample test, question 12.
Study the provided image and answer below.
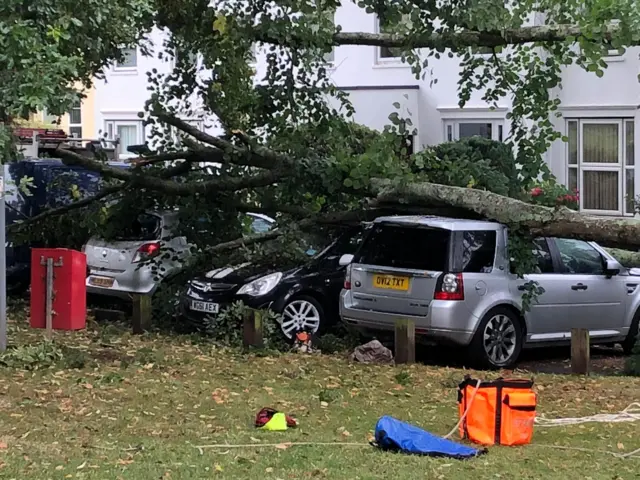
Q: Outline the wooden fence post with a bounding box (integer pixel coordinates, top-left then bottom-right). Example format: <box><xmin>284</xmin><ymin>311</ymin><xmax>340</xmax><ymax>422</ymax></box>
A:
<box><xmin>395</xmin><ymin>319</ymin><xmax>415</xmax><ymax>364</ymax></box>
<box><xmin>132</xmin><ymin>294</ymin><xmax>152</xmax><ymax>334</ymax></box>
<box><xmin>571</xmin><ymin>328</ymin><xmax>590</xmax><ymax>375</ymax></box>
<box><xmin>243</xmin><ymin>309</ymin><xmax>263</xmax><ymax>349</ymax></box>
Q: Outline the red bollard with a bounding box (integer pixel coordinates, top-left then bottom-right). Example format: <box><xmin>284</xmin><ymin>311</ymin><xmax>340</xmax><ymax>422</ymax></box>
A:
<box><xmin>30</xmin><ymin>248</ymin><xmax>87</xmax><ymax>331</ymax></box>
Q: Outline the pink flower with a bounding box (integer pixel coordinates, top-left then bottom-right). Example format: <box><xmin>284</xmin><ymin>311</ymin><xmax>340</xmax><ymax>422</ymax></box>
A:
<box><xmin>531</xmin><ymin>187</ymin><xmax>543</xmax><ymax>197</ymax></box>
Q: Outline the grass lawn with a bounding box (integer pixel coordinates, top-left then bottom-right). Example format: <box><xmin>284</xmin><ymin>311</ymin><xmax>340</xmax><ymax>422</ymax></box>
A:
<box><xmin>0</xmin><ymin>312</ymin><xmax>639</xmax><ymax>480</ymax></box>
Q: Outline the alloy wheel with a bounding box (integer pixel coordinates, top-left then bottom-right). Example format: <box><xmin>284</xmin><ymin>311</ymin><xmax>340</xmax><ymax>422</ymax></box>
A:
<box><xmin>281</xmin><ymin>300</ymin><xmax>321</xmax><ymax>338</ymax></box>
<box><xmin>482</xmin><ymin>314</ymin><xmax>517</xmax><ymax>366</ymax></box>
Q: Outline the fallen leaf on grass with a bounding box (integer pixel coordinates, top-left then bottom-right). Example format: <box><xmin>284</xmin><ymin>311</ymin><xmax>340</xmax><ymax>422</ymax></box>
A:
<box><xmin>266</xmin><ymin>467</ymin><xmax>274</xmax><ymax>473</ymax></box>
<box><xmin>83</xmin><ymin>383</ymin><xmax>93</xmax><ymax>390</ymax></box>
<box><xmin>341</xmin><ymin>430</ymin><xmax>351</xmax><ymax>437</ymax></box>
<box><xmin>214</xmin><ymin>464</ymin><xmax>223</xmax><ymax>472</ymax></box>
<box><xmin>117</xmin><ymin>458</ymin><xmax>134</xmax><ymax>465</ymax></box>
<box><xmin>275</xmin><ymin>443</ymin><xmax>291</xmax><ymax>450</ymax></box>
<box><xmin>0</xmin><ymin>442</ymin><xmax>7</xmax><ymax>450</ymax></box>
<box><xmin>617</xmin><ymin>442</ymin><xmax>625</xmax><ymax>450</ymax></box>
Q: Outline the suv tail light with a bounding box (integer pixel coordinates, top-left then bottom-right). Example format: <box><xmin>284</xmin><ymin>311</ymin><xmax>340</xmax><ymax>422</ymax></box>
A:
<box><xmin>434</xmin><ymin>273</ymin><xmax>464</xmax><ymax>301</ymax></box>
<box><xmin>344</xmin><ymin>264</ymin><xmax>352</xmax><ymax>290</ymax></box>
<box><xmin>132</xmin><ymin>242</ymin><xmax>161</xmax><ymax>263</ymax></box>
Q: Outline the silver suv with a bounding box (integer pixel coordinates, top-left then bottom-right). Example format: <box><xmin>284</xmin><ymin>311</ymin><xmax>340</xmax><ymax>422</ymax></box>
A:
<box><xmin>339</xmin><ymin>216</ymin><xmax>640</xmax><ymax>368</ymax></box>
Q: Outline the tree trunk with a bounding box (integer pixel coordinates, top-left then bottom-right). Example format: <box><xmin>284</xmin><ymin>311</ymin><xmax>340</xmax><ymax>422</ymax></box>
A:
<box><xmin>373</xmin><ymin>180</ymin><xmax>640</xmax><ymax>249</ymax></box>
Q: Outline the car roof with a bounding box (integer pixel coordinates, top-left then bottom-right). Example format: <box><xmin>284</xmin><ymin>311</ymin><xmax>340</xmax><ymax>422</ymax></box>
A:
<box><xmin>373</xmin><ymin>215</ymin><xmax>503</xmax><ymax>231</ymax></box>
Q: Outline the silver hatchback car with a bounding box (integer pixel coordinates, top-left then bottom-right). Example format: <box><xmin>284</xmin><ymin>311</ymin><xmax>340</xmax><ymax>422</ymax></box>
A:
<box><xmin>339</xmin><ymin>216</ymin><xmax>640</xmax><ymax>368</ymax></box>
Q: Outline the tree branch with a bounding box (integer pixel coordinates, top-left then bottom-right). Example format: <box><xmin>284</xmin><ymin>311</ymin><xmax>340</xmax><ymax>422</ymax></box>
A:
<box><xmin>55</xmin><ymin>148</ymin><xmax>287</xmax><ymax>196</ymax></box>
<box><xmin>258</xmin><ymin>24</ymin><xmax>620</xmax><ymax>51</ymax></box>
<box><xmin>153</xmin><ymin>111</ymin><xmax>287</xmax><ymax>170</ymax></box>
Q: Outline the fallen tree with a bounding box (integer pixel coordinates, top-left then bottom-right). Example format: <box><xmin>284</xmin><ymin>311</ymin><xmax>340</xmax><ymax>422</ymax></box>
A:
<box><xmin>8</xmin><ymin>0</ymin><xmax>640</xmax><ymax>277</ymax></box>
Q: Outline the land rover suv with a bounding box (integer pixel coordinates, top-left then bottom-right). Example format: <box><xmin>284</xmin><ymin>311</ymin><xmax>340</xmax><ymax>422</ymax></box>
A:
<box><xmin>339</xmin><ymin>216</ymin><xmax>640</xmax><ymax>368</ymax></box>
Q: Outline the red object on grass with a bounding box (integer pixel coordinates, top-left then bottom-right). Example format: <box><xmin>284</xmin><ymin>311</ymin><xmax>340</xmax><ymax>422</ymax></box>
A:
<box><xmin>254</xmin><ymin>407</ymin><xmax>298</xmax><ymax>428</ymax></box>
<box><xmin>30</xmin><ymin>248</ymin><xmax>87</xmax><ymax>331</ymax></box>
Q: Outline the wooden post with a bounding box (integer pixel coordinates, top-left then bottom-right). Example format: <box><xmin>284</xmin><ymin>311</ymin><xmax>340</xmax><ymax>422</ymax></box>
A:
<box><xmin>243</xmin><ymin>309</ymin><xmax>263</xmax><ymax>348</ymax></box>
<box><xmin>394</xmin><ymin>319</ymin><xmax>415</xmax><ymax>364</ymax></box>
<box><xmin>132</xmin><ymin>295</ymin><xmax>152</xmax><ymax>334</ymax></box>
<box><xmin>571</xmin><ymin>328</ymin><xmax>590</xmax><ymax>375</ymax></box>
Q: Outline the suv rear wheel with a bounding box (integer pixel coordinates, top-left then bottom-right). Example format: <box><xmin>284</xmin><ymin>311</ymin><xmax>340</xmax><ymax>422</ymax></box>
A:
<box><xmin>469</xmin><ymin>306</ymin><xmax>524</xmax><ymax>369</ymax></box>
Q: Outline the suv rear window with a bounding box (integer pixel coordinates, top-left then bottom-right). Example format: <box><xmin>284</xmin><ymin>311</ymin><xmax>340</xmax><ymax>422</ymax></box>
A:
<box><xmin>457</xmin><ymin>231</ymin><xmax>497</xmax><ymax>273</ymax></box>
<box><xmin>356</xmin><ymin>224</ymin><xmax>451</xmax><ymax>271</ymax></box>
<box><xmin>115</xmin><ymin>213</ymin><xmax>161</xmax><ymax>241</ymax></box>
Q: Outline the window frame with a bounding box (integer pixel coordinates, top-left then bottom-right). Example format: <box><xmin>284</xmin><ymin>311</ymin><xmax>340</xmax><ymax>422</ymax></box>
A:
<box><xmin>566</xmin><ymin>118</ymin><xmax>635</xmax><ymax>216</ymax></box>
<box><xmin>68</xmin><ymin>99</ymin><xmax>82</xmax><ymax>146</ymax></box>
<box><xmin>443</xmin><ymin>119</ymin><xmax>505</xmax><ymax>142</ymax></box>
<box><xmin>104</xmin><ymin>120</ymin><xmax>144</xmax><ymax>158</ymax></box>
<box><xmin>375</xmin><ymin>14</ymin><xmax>409</xmax><ymax>64</ymax></box>
<box><xmin>114</xmin><ymin>47</ymin><xmax>138</xmax><ymax>72</ymax></box>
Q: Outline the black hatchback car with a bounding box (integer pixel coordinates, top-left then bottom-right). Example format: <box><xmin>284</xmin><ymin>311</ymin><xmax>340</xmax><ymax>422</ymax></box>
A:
<box><xmin>179</xmin><ymin>226</ymin><xmax>367</xmax><ymax>338</ymax></box>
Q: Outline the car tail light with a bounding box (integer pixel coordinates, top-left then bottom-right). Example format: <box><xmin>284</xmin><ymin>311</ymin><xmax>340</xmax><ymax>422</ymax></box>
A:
<box><xmin>344</xmin><ymin>264</ymin><xmax>352</xmax><ymax>290</ymax></box>
<box><xmin>434</xmin><ymin>273</ymin><xmax>464</xmax><ymax>301</ymax></box>
<box><xmin>132</xmin><ymin>242</ymin><xmax>161</xmax><ymax>263</ymax></box>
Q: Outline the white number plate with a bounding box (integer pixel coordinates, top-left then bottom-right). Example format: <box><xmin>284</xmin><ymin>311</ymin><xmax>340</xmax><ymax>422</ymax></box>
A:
<box><xmin>190</xmin><ymin>301</ymin><xmax>219</xmax><ymax>314</ymax></box>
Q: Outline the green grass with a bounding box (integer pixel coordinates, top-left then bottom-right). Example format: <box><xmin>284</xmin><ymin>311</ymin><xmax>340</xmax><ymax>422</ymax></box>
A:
<box><xmin>0</xmin><ymin>313</ymin><xmax>639</xmax><ymax>479</ymax></box>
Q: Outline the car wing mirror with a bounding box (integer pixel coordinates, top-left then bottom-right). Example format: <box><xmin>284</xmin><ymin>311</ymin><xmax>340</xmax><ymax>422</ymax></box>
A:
<box><xmin>339</xmin><ymin>254</ymin><xmax>354</xmax><ymax>267</ymax></box>
<box><xmin>605</xmin><ymin>258</ymin><xmax>621</xmax><ymax>277</ymax></box>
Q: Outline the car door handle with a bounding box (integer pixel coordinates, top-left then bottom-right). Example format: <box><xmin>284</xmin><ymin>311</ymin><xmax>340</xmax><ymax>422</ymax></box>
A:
<box><xmin>571</xmin><ymin>283</ymin><xmax>588</xmax><ymax>291</ymax></box>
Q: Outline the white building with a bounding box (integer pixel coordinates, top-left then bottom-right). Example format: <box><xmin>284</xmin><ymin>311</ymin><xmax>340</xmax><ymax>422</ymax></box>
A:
<box><xmin>91</xmin><ymin>4</ymin><xmax>640</xmax><ymax>217</ymax></box>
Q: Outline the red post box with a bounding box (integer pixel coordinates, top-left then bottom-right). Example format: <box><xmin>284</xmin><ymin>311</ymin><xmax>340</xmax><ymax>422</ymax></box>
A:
<box><xmin>30</xmin><ymin>248</ymin><xmax>87</xmax><ymax>330</ymax></box>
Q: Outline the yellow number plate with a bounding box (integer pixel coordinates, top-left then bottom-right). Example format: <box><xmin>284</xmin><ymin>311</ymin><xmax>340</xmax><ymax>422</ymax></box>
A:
<box><xmin>373</xmin><ymin>274</ymin><xmax>410</xmax><ymax>291</ymax></box>
<box><xmin>89</xmin><ymin>276</ymin><xmax>115</xmax><ymax>288</ymax></box>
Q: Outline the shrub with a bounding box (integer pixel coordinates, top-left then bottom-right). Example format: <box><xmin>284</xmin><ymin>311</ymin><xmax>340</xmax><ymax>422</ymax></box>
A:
<box><xmin>202</xmin><ymin>301</ymin><xmax>289</xmax><ymax>351</ymax></box>
<box><xmin>412</xmin><ymin>137</ymin><xmax>521</xmax><ymax>198</ymax></box>
<box><xmin>529</xmin><ymin>180</ymin><xmax>579</xmax><ymax>210</ymax></box>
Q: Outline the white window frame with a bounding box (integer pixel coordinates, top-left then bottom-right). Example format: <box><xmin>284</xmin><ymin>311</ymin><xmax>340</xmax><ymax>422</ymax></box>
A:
<box><xmin>68</xmin><ymin>99</ymin><xmax>82</xmax><ymax>146</ymax></box>
<box><xmin>374</xmin><ymin>15</ymin><xmax>408</xmax><ymax>65</ymax></box>
<box><xmin>114</xmin><ymin>47</ymin><xmax>138</xmax><ymax>73</ymax></box>
<box><xmin>567</xmin><ymin>118</ymin><xmax>635</xmax><ymax>216</ymax></box>
<box><xmin>443</xmin><ymin>119</ymin><xmax>505</xmax><ymax>142</ymax></box>
<box><xmin>104</xmin><ymin>120</ymin><xmax>144</xmax><ymax>158</ymax></box>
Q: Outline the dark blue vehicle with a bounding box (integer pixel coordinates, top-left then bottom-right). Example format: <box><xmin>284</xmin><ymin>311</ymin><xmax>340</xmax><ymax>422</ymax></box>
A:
<box><xmin>5</xmin><ymin>158</ymin><xmax>128</xmax><ymax>291</ymax></box>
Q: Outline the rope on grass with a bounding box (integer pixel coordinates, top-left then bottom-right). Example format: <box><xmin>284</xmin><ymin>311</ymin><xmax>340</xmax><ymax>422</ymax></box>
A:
<box><xmin>534</xmin><ymin>402</ymin><xmax>640</xmax><ymax>427</ymax></box>
<box><xmin>192</xmin><ymin>441</ymin><xmax>640</xmax><ymax>459</ymax></box>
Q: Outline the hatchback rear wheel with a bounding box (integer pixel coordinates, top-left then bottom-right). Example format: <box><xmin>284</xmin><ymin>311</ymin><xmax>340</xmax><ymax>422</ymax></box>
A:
<box><xmin>469</xmin><ymin>307</ymin><xmax>524</xmax><ymax>369</ymax></box>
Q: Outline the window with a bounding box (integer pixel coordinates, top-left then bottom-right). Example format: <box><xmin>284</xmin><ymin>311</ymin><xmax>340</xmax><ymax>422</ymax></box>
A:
<box><xmin>554</xmin><ymin>238</ymin><xmax>605</xmax><ymax>275</ymax></box>
<box><xmin>566</xmin><ymin>119</ymin><xmax>635</xmax><ymax>215</ymax></box>
<box><xmin>377</xmin><ymin>15</ymin><xmax>410</xmax><ymax>61</ymax></box>
<box><xmin>115</xmin><ymin>47</ymin><xmax>137</xmax><ymax>69</ymax></box>
<box><xmin>444</xmin><ymin>120</ymin><xmax>505</xmax><ymax>142</ymax></box>
<box><xmin>356</xmin><ymin>225</ymin><xmax>451</xmax><ymax>271</ymax></box>
<box><xmin>116</xmin><ymin>213</ymin><xmax>162</xmax><ymax>241</ymax></box>
<box><xmin>68</xmin><ymin>99</ymin><xmax>82</xmax><ymax>146</ymax></box>
<box><xmin>250</xmin><ymin>217</ymin><xmax>273</xmax><ymax>234</ymax></box>
<box><xmin>459</xmin><ymin>231</ymin><xmax>496</xmax><ymax>273</ymax></box>
<box><xmin>104</xmin><ymin>121</ymin><xmax>143</xmax><ymax>157</ymax></box>
<box><xmin>42</xmin><ymin>108</ymin><xmax>60</xmax><ymax>125</ymax></box>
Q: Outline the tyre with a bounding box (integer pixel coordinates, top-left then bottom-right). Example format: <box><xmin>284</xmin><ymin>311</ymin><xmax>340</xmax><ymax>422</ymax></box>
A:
<box><xmin>468</xmin><ymin>306</ymin><xmax>524</xmax><ymax>369</ymax></box>
<box><xmin>621</xmin><ymin>310</ymin><xmax>640</xmax><ymax>355</ymax></box>
<box><xmin>280</xmin><ymin>295</ymin><xmax>325</xmax><ymax>340</ymax></box>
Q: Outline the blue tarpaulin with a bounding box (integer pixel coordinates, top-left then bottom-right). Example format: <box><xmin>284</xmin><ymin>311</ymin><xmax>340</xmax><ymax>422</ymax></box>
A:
<box><xmin>374</xmin><ymin>416</ymin><xmax>486</xmax><ymax>459</ymax></box>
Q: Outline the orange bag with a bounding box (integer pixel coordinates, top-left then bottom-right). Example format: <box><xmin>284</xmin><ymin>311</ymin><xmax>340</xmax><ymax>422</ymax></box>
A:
<box><xmin>457</xmin><ymin>377</ymin><xmax>536</xmax><ymax>446</ymax></box>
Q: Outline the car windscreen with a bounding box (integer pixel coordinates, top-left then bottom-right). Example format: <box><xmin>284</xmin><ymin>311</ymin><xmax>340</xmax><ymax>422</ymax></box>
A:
<box><xmin>355</xmin><ymin>224</ymin><xmax>451</xmax><ymax>271</ymax></box>
<box><xmin>115</xmin><ymin>213</ymin><xmax>162</xmax><ymax>241</ymax></box>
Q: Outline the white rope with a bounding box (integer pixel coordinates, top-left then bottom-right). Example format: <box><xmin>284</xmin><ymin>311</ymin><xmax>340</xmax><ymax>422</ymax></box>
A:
<box><xmin>443</xmin><ymin>379</ymin><xmax>482</xmax><ymax>439</ymax></box>
<box><xmin>534</xmin><ymin>402</ymin><xmax>640</xmax><ymax>427</ymax></box>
